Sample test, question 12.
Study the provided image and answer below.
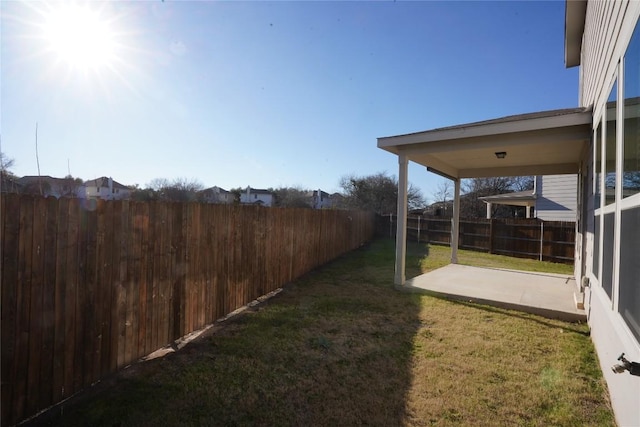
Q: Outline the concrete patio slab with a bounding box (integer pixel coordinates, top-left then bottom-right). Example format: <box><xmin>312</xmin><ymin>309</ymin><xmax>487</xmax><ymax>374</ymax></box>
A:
<box><xmin>402</xmin><ymin>264</ymin><xmax>586</xmax><ymax>322</ymax></box>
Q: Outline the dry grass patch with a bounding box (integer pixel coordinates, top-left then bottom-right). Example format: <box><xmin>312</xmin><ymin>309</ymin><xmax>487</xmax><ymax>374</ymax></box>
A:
<box><xmin>27</xmin><ymin>239</ymin><xmax>613</xmax><ymax>427</ymax></box>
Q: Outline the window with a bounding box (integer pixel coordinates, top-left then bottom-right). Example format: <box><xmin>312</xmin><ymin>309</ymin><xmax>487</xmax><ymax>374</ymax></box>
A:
<box><xmin>618</xmin><ymin>19</ymin><xmax>640</xmax><ymax>342</ymax></box>
<box><xmin>592</xmin><ymin>213</ymin><xmax>600</xmax><ymax>280</ymax></box>
<box><xmin>619</xmin><ymin>207</ymin><xmax>640</xmax><ymax>341</ymax></box>
<box><xmin>594</xmin><ymin>123</ymin><xmax>602</xmax><ymax>209</ymax></box>
<box><xmin>602</xmin><ymin>213</ymin><xmax>614</xmax><ymax>299</ymax></box>
<box><xmin>623</xmin><ymin>22</ymin><xmax>640</xmax><ymax>198</ymax></box>
<box><xmin>605</xmin><ymin>81</ymin><xmax>617</xmax><ymax>205</ymax></box>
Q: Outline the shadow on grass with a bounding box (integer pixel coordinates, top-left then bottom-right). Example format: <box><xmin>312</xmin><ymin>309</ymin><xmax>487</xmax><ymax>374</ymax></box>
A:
<box><xmin>25</xmin><ymin>239</ymin><xmax>424</xmax><ymax>427</ymax></box>
<box><xmin>417</xmin><ymin>291</ymin><xmax>591</xmax><ymax>337</ymax></box>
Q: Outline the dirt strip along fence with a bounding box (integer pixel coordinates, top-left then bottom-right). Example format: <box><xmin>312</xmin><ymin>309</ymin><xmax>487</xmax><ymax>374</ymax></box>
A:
<box><xmin>377</xmin><ymin>215</ymin><xmax>575</xmax><ymax>263</ymax></box>
<box><xmin>1</xmin><ymin>194</ymin><xmax>375</xmax><ymax>426</ymax></box>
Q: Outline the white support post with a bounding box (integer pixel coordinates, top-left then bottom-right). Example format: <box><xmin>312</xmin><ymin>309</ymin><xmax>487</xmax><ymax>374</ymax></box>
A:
<box><xmin>451</xmin><ymin>178</ymin><xmax>461</xmax><ymax>264</ymax></box>
<box><xmin>486</xmin><ymin>202</ymin><xmax>492</xmax><ymax>219</ymax></box>
<box><xmin>526</xmin><ymin>205</ymin><xmax>531</xmax><ymax>219</ymax></box>
<box><xmin>395</xmin><ymin>153</ymin><xmax>409</xmax><ymax>285</ymax></box>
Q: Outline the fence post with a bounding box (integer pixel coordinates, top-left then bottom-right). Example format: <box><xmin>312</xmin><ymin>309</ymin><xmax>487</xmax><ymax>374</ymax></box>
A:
<box><xmin>489</xmin><ymin>218</ymin><xmax>494</xmax><ymax>254</ymax></box>
<box><xmin>417</xmin><ymin>216</ymin><xmax>421</xmax><ymax>243</ymax></box>
<box><xmin>539</xmin><ymin>221</ymin><xmax>544</xmax><ymax>261</ymax></box>
<box><xmin>389</xmin><ymin>213</ymin><xmax>393</xmax><ymax>238</ymax></box>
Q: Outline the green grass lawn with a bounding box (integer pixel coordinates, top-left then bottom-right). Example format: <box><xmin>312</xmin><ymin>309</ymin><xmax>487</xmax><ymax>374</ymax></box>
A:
<box><xmin>416</xmin><ymin>242</ymin><xmax>574</xmax><ymax>276</ymax></box>
<box><xmin>28</xmin><ymin>239</ymin><xmax>613</xmax><ymax>427</ymax></box>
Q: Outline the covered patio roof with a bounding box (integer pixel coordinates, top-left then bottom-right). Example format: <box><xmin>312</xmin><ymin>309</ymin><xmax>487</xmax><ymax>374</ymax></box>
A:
<box><xmin>378</xmin><ymin>106</ymin><xmax>592</xmax><ymax>285</ymax></box>
<box><xmin>378</xmin><ymin>107</ymin><xmax>592</xmax><ymax>179</ymax></box>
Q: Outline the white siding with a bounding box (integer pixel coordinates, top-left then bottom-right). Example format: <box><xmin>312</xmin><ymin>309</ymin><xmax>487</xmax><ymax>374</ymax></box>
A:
<box><xmin>535</xmin><ymin>174</ymin><xmax>577</xmax><ymax>221</ymax></box>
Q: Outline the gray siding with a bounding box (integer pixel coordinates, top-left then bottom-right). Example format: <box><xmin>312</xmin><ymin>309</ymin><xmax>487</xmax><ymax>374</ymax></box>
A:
<box><xmin>535</xmin><ymin>174</ymin><xmax>577</xmax><ymax>221</ymax></box>
<box><xmin>581</xmin><ymin>1</ymin><xmax>639</xmax><ymax>109</ymax></box>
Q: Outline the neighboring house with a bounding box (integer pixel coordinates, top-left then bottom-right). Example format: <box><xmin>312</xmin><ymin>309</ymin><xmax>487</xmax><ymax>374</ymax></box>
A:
<box><xmin>424</xmin><ymin>200</ymin><xmax>453</xmax><ymax>218</ymax></box>
<box><xmin>240</xmin><ymin>187</ymin><xmax>274</xmax><ymax>207</ymax></box>
<box><xmin>308</xmin><ymin>189</ymin><xmax>333</xmax><ymax>209</ymax></box>
<box><xmin>198</xmin><ymin>186</ymin><xmax>234</xmax><ymax>204</ymax></box>
<box><xmin>479</xmin><ymin>174</ymin><xmax>578</xmax><ymax>221</ymax></box>
<box><xmin>328</xmin><ymin>192</ymin><xmax>344</xmax><ymax>208</ymax></box>
<box><xmin>16</xmin><ymin>175</ymin><xmax>81</xmax><ymax>198</ymax></box>
<box><xmin>534</xmin><ymin>174</ymin><xmax>577</xmax><ymax>221</ymax></box>
<box><xmin>378</xmin><ymin>2</ymin><xmax>640</xmax><ymax>425</ymax></box>
<box><xmin>81</xmin><ymin>177</ymin><xmax>131</xmax><ymax>200</ymax></box>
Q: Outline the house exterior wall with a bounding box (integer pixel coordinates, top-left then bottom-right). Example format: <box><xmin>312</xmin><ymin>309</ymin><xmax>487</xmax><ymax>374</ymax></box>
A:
<box><xmin>200</xmin><ymin>186</ymin><xmax>234</xmax><ymax>204</ymax></box>
<box><xmin>579</xmin><ymin>3</ymin><xmax>640</xmax><ymax>426</ymax></box>
<box><xmin>580</xmin><ymin>0</ymin><xmax>633</xmax><ymax>109</ymax></box>
<box><xmin>535</xmin><ymin>174</ymin><xmax>577</xmax><ymax>221</ymax></box>
<box><xmin>240</xmin><ymin>187</ymin><xmax>274</xmax><ymax>207</ymax></box>
<box><xmin>311</xmin><ymin>190</ymin><xmax>333</xmax><ymax>209</ymax></box>
<box><xmin>82</xmin><ymin>177</ymin><xmax>131</xmax><ymax>200</ymax></box>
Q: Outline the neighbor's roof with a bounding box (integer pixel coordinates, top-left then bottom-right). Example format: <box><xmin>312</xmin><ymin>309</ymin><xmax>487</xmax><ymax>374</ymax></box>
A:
<box><xmin>247</xmin><ymin>188</ymin><xmax>273</xmax><ymax>195</ymax></box>
<box><xmin>479</xmin><ymin>190</ymin><xmax>537</xmax><ymax>203</ymax></box>
<box><xmin>84</xmin><ymin>177</ymin><xmax>129</xmax><ymax>189</ymax></box>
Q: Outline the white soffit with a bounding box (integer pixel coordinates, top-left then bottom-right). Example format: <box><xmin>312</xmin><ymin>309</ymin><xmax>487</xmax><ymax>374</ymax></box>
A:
<box><xmin>377</xmin><ymin>107</ymin><xmax>592</xmax><ymax>179</ymax></box>
<box><xmin>564</xmin><ymin>0</ymin><xmax>587</xmax><ymax>68</ymax></box>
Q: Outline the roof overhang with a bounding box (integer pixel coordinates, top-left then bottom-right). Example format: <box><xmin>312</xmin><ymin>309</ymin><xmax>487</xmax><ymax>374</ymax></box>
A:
<box><xmin>564</xmin><ymin>0</ymin><xmax>587</xmax><ymax>67</ymax></box>
<box><xmin>377</xmin><ymin>107</ymin><xmax>592</xmax><ymax>180</ymax></box>
<box><xmin>479</xmin><ymin>190</ymin><xmax>537</xmax><ymax>207</ymax></box>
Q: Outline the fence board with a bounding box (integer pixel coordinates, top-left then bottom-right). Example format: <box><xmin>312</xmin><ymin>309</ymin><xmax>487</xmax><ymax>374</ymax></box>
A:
<box><xmin>13</xmin><ymin>197</ymin><xmax>34</xmax><ymax>422</ymax></box>
<box><xmin>98</xmin><ymin>200</ymin><xmax>114</xmax><ymax>378</ymax></box>
<box><xmin>73</xmin><ymin>201</ymin><xmax>86</xmax><ymax>392</ymax></box>
<box><xmin>26</xmin><ymin>197</ymin><xmax>46</xmax><ymax>416</ymax></box>
<box><xmin>109</xmin><ymin>201</ymin><xmax>122</xmax><ymax>373</ymax></box>
<box><xmin>116</xmin><ymin>201</ymin><xmax>130</xmax><ymax>370</ymax></box>
<box><xmin>125</xmin><ymin>202</ymin><xmax>140</xmax><ymax>365</ymax></box>
<box><xmin>1</xmin><ymin>194</ymin><xmax>20</xmax><ymax>424</ymax></box>
<box><xmin>143</xmin><ymin>202</ymin><xmax>154</xmax><ymax>357</ymax></box>
<box><xmin>51</xmin><ymin>198</ymin><xmax>68</xmax><ymax>404</ymax></box>
<box><xmin>38</xmin><ymin>197</ymin><xmax>57</xmax><ymax>411</ymax></box>
<box><xmin>83</xmin><ymin>201</ymin><xmax>99</xmax><ymax>388</ymax></box>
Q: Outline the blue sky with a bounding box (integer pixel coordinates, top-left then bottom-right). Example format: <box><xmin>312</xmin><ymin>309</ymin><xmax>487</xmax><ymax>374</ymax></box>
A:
<box><xmin>1</xmin><ymin>0</ymin><xmax>578</xmax><ymax>201</ymax></box>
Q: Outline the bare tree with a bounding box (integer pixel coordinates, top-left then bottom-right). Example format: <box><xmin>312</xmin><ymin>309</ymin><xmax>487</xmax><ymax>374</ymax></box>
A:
<box><xmin>0</xmin><ymin>151</ymin><xmax>15</xmax><ymax>173</ymax></box>
<box><xmin>431</xmin><ymin>180</ymin><xmax>453</xmax><ymax>204</ymax></box>
<box><xmin>460</xmin><ymin>176</ymin><xmax>534</xmax><ymax>218</ymax></box>
<box><xmin>147</xmin><ymin>177</ymin><xmax>204</xmax><ymax>202</ymax></box>
<box><xmin>272</xmin><ymin>186</ymin><xmax>312</xmax><ymax>208</ymax></box>
<box><xmin>61</xmin><ymin>175</ymin><xmax>84</xmax><ymax>198</ymax></box>
<box><xmin>339</xmin><ymin>172</ymin><xmax>425</xmax><ymax>215</ymax></box>
<box><xmin>511</xmin><ymin>176</ymin><xmax>534</xmax><ymax>192</ymax></box>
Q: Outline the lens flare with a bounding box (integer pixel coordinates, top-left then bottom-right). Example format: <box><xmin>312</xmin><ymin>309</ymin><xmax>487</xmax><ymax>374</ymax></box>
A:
<box><xmin>43</xmin><ymin>3</ymin><xmax>117</xmax><ymax>71</ymax></box>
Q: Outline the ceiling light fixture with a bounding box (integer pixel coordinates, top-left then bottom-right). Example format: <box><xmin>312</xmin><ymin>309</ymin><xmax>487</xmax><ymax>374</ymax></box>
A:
<box><xmin>495</xmin><ymin>151</ymin><xmax>507</xmax><ymax>159</ymax></box>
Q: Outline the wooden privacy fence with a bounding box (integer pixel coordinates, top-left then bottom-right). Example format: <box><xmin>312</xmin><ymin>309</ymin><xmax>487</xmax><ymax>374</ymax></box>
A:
<box><xmin>1</xmin><ymin>194</ymin><xmax>375</xmax><ymax>426</ymax></box>
<box><xmin>379</xmin><ymin>215</ymin><xmax>575</xmax><ymax>263</ymax></box>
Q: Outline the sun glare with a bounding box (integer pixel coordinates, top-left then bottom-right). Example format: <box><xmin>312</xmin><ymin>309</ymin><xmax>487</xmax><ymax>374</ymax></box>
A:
<box><xmin>43</xmin><ymin>3</ymin><xmax>117</xmax><ymax>71</ymax></box>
